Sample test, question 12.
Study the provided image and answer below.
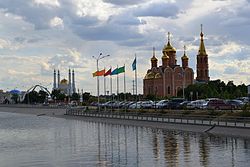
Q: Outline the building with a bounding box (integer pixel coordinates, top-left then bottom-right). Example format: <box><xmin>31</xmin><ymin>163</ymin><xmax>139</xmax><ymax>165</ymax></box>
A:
<box><xmin>0</xmin><ymin>91</ymin><xmax>12</xmax><ymax>104</ymax></box>
<box><xmin>143</xmin><ymin>26</ymin><xmax>209</xmax><ymax>97</ymax></box>
<box><xmin>53</xmin><ymin>69</ymin><xmax>76</xmax><ymax>95</ymax></box>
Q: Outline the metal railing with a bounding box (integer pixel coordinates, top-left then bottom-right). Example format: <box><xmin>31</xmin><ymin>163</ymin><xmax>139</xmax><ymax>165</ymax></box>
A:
<box><xmin>65</xmin><ymin>108</ymin><xmax>250</xmax><ymax>129</ymax></box>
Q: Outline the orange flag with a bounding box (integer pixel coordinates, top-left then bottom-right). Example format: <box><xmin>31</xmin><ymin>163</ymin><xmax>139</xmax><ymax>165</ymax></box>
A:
<box><xmin>93</xmin><ymin>69</ymin><xmax>105</xmax><ymax>77</ymax></box>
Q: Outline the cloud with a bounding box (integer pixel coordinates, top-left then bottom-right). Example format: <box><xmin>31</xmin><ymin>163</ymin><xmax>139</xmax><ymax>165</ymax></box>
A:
<box><xmin>103</xmin><ymin>0</ymin><xmax>147</xmax><ymax>6</ymax></box>
<box><xmin>50</xmin><ymin>16</ymin><xmax>64</xmax><ymax>28</ymax></box>
<box><xmin>108</xmin><ymin>13</ymin><xmax>146</xmax><ymax>25</ymax></box>
<box><xmin>71</xmin><ymin>22</ymin><xmax>143</xmax><ymax>41</ymax></box>
<box><xmin>134</xmin><ymin>2</ymin><xmax>179</xmax><ymax>18</ymax></box>
<box><xmin>46</xmin><ymin>48</ymin><xmax>89</xmax><ymax>69</ymax></box>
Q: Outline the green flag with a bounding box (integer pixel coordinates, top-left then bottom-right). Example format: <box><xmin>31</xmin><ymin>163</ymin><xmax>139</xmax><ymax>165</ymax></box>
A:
<box><xmin>117</xmin><ymin>66</ymin><xmax>125</xmax><ymax>74</ymax></box>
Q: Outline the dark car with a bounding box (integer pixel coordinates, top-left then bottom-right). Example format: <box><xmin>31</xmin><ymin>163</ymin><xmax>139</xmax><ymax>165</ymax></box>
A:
<box><xmin>226</xmin><ymin>100</ymin><xmax>244</xmax><ymax>109</ymax></box>
<box><xmin>167</xmin><ymin>98</ymin><xmax>185</xmax><ymax>109</ymax></box>
<box><xmin>207</xmin><ymin>99</ymin><xmax>233</xmax><ymax>110</ymax></box>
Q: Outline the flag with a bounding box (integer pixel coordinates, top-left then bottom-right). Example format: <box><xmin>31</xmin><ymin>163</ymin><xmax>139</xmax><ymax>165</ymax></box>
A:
<box><xmin>92</xmin><ymin>71</ymin><xmax>97</xmax><ymax>77</ymax></box>
<box><xmin>111</xmin><ymin>68</ymin><xmax>118</xmax><ymax>75</ymax></box>
<box><xmin>132</xmin><ymin>57</ymin><xmax>136</xmax><ymax>71</ymax></box>
<box><xmin>104</xmin><ymin>68</ymin><xmax>111</xmax><ymax>77</ymax></box>
<box><xmin>97</xmin><ymin>69</ymin><xmax>105</xmax><ymax>76</ymax></box>
<box><xmin>117</xmin><ymin>66</ymin><xmax>125</xmax><ymax>74</ymax></box>
<box><xmin>93</xmin><ymin>69</ymin><xmax>105</xmax><ymax>77</ymax></box>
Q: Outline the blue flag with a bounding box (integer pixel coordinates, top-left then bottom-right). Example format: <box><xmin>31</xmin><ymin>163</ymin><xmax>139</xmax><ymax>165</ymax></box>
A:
<box><xmin>111</xmin><ymin>68</ymin><xmax>118</xmax><ymax>75</ymax></box>
<box><xmin>132</xmin><ymin>57</ymin><xmax>136</xmax><ymax>71</ymax></box>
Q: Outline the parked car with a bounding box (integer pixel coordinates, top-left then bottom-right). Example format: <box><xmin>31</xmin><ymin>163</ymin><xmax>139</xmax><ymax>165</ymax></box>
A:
<box><xmin>187</xmin><ymin>100</ymin><xmax>208</xmax><ymax>109</ymax></box>
<box><xmin>156</xmin><ymin>100</ymin><xmax>169</xmax><ymax>109</ymax></box>
<box><xmin>179</xmin><ymin>101</ymin><xmax>191</xmax><ymax>109</ymax></box>
<box><xmin>207</xmin><ymin>99</ymin><xmax>233</xmax><ymax>110</ymax></box>
<box><xmin>141</xmin><ymin>101</ymin><xmax>154</xmax><ymax>109</ymax></box>
<box><xmin>167</xmin><ymin>98</ymin><xmax>185</xmax><ymax>109</ymax></box>
<box><xmin>129</xmin><ymin>101</ymin><xmax>142</xmax><ymax>109</ymax></box>
<box><xmin>236</xmin><ymin>97</ymin><xmax>249</xmax><ymax>104</ymax></box>
<box><xmin>226</xmin><ymin>100</ymin><xmax>244</xmax><ymax>109</ymax></box>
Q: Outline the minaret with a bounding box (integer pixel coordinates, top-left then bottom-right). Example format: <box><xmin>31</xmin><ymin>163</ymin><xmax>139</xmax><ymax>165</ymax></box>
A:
<box><xmin>181</xmin><ymin>45</ymin><xmax>189</xmax><ymax>69</ymax></box>
<box><xmin>68</xmin><ymin>69</ymin><xmax>71</xmax><ymax>95</ymax></box>
<box><xmin>72</xmin><ymin>69</ymin><xmax>76</xmax><ymax>93</ymax></box>
<box><xmin>151</xmin><ymin>47</ymin><xmax>158</xmax><ymax>68</ymax></box>
<box><xmin>57</xmin><ymin>70</ymin><xmax>60</xmax><ymax>88</ymax></box>
<box><xmin>196</xmin><ymin>24</ymin><xmax>209</xmax><ymax>82</ymax></box>
<box><xmin>162</xmin><ymin>32</ymin><xmax>176</xmax><ymax>68</ymax></box>
<box><xmin>53</xmin><ymin>69</ymin><xmax>56</xmax><ymax>90</ymax></box>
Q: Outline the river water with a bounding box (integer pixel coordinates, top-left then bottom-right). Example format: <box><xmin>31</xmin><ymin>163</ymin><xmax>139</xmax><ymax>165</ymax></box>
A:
<box><xmin>0</xmin><ymin>111</ymin><xmax>249</xmax><ymax>167</ymax></box>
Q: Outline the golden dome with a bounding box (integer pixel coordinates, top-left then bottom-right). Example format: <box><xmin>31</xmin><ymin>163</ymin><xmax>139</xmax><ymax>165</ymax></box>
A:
<box><xmin>144</xmin><ymin>72</ymin><xmax>155</xmax><ymax>79</ymax></box>
<box><xmin>155</xmin><ymin>72</ymin><xmax>162</xmax><ymax>79</ymax></box>
<box><xmin>163</xmin><ymin>42</ymin><xmax>176</xmax><ymax>52</ymax></box>
<box><xmin>162</xmin><ymin>54</ymin><xmax>169</xmax><ymax>59</ymax></box>
<box><xmin>182</xmin><ymin>54</ymin><xmax>189</xmax><ymax>60</ymax></box>
<box><xmin>151</xmin><ymin>55</ymin><xmax>158</xmax><ymax>62</ymax></box>
<box><xmin>163</xmin><ymin>32</ymin><xmax>176</xmax><ymax>52</ymax></box>
<box><xmin>60</xmin><ymin>79</ymin><xmax>68</xmax><ymax>85</ymax></box>
<box><xmin>182</xmin><ymin>45</ymin><xmax>189</xmax><ymax>60</ymax></box>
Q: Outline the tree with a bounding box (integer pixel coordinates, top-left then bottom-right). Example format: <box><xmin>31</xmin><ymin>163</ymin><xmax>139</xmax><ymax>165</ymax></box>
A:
<box><xmin>11</xmin><ymin>93</ymin><xmax>19</xmax><ymax>104</ymax></box>
<box><xmin>71</xmin><ymin>93</ymin><xmax>80</xmax><ymax>101</ymax></box>
<box><xmin>184</xmin><ymin>80</ymin><xmax>248</xmax><ymax>100</ymax></box>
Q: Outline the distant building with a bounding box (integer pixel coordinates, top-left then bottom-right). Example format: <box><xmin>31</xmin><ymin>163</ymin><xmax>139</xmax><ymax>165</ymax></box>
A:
<box><xmin>0</xmin><ymin>91</ymin><xmax>12</xmax><ymax>104</ymax></box>
<box><xmin>143</xmin><ymin>25</ymin><xmax>209</xmax><ymax>97</ymax></box>
<box><xmin>53</xmin><ymin>69</ymin><xmax>76</xmax><ymax>95</ymax></box>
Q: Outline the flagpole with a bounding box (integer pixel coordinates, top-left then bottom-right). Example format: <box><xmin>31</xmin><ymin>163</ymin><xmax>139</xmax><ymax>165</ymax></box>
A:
<box><xmin>110</xmin><ymin>66</ymin><xmax>112</xmax><ymax>101</ymax></box>
<box><xmin>135</xmin><ymin>54</ymin><xmax>137</xmax><ymax>102</ymax></box>
<box><xmin>117</xmin><ymin>65</ymin><xmax>119</xmax><ymax>99</ymax></box>
<box><xmin>104</xmin><ymin>67</ymin><xmax>106</xmax><ymax>112</ymax></box>
<box><xmin>104</xmin><ymin>67</ymin><xmax>106</xmax><ymax>98</ymax></box>
<box><xmin>110</xmin><ymin>67</ymin><xmax>113</xmax><ymax>112</ymax></box>
<box><xmin>135</xmin><ymin>54</ymin><xmax>138</xmax><ymax>109</ymax></box>
<box><xmin>124</xmin><ymin>64</ymin><xmax>126</xmax><ymax>101</ymax></box>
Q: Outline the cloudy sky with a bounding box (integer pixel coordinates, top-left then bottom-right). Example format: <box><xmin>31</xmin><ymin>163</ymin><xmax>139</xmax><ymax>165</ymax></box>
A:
<box><xmin>0</xmin><ymin>0</ymin><xmax>250</xmax><ymax>95</ymax></box>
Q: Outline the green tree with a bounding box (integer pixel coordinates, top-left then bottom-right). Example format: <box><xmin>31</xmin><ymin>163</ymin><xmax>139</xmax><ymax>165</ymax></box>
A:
<box><xmin>71</xmin><ymin>93</ymin><xmax>80</xmax><ymax>101</ymax></box>
<box><xmin>11</xmin><ymin>93</ymin><xmax>19</xmax><ymax>104</ymax></box>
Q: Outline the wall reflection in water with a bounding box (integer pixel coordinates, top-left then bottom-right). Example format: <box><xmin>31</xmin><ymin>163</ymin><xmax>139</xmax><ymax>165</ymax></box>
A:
<box><xmin>0</xmin><ymin>112</ymin><xmax>249</xmax><ymax>167</ymax></box>
<box><xmin>54</xmin><ymin>119</ymin><xmax>250</xmax><ymax>167</ymax></box>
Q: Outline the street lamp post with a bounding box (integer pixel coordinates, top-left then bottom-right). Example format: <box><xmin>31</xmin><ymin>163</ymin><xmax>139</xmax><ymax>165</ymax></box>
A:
<box><xmin>93</xmin><ymin>53</ymin><xmax>110</xmax><ymax>112</ymax></box>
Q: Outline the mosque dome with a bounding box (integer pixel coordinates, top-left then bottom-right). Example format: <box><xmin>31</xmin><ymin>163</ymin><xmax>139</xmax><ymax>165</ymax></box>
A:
<box><xmin>60</xmin><ymin>79</ymin><xmax>68</xmax><ymax>85</ymax></box>
<box><xmin>144</xmin><ymin>72</ymin><xmax>155</xmax><ymax>79</ymax></box>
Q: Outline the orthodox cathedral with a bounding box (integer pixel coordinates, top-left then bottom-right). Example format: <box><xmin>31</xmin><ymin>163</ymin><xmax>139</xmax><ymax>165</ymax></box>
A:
<box><xmin>53</xmin><ymin>69</ymin><xmax>76</xmax><ymax>95</ymax></box>
<box><xmin>143</xmin><ymin>25</ymin><xmax>209</xmax><ymax>97</ymax></box>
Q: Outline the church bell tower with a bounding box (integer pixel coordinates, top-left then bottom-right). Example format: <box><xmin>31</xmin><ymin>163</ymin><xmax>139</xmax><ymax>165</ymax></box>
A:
<box><xmin>196</xmin><ymin>24</ymin><xmax>209</xmax><ymax>83</ymax></box>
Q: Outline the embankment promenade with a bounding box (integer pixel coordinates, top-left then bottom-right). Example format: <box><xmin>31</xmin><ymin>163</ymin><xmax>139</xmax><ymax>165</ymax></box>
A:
<box><xmin>0</xmin><ymin>104</ymin><xmax>250</xmax><ymax>138</ymax></box>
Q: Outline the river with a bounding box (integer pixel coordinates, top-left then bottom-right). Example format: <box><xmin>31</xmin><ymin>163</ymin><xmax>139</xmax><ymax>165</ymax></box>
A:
<box><xmin>0</xmin><ymin>111</ymin><xmax>249</xmax><ymax>167</ymax></box>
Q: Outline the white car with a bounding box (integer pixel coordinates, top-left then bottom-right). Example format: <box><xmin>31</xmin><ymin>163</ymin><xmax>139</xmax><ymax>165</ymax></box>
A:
<box><xmin>129</xmin><ymin>101</ymin><xmax>142</xmax><ymax>109</ymax></box>
<box><xmin>141</xmin><ymin>101</ymin><xmax>154</xmax><ymax>109</ymax></box>
<box><xmin>187</xmin><ymin>100</ymin><xmax>208</xmax><ymax>109</ymax></box>
<box><xmin>156</xmin><ymin>100</ymin><xmax>169</xmax><ymax>109</ymax></box>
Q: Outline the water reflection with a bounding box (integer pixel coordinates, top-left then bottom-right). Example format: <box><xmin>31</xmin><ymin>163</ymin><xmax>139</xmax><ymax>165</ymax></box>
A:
<box><xmin>199</xmin><ymin>135</ymin><xmax>209</xmax><ymax>167</ymax></box>
<box><xmin>0</xmin><ymin>112</ymin><xmax>250</xmax><ymax>167</ymax></box>
<box><xmin>164</xmin><ymin>131</ymin><xmax>179</xmax><ymax>167</ymax></box>
<box><xmin>183</xmin><ymin>133</ymin><xmax>191</xmax><ymax>165</ymax></box>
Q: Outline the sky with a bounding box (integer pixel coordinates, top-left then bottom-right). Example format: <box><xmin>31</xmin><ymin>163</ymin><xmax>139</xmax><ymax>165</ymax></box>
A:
<box><xmin>0</xmin><ymin>0</ymin><xmax>250</xmax><ymax>95</ymax></box>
